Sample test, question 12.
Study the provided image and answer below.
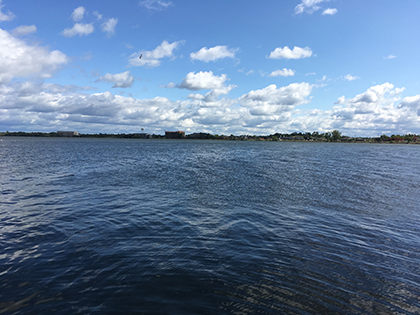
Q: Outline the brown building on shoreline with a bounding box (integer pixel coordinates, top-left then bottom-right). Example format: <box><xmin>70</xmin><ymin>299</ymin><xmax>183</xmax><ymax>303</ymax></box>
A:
<box><xmin>57</xmin><ymin>131</ymin><xmax>79</xmax><ymax>137</ymax></box>
<box><xmin>165</xmin><ymin>131</ymin><xmax>185</xmax><ymax>139</ymax></box>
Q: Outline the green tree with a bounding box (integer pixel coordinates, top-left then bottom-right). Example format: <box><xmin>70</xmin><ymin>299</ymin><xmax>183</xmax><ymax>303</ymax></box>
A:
<box><xmin>323</xmin><ymin>132</ymin><xmax>332</xmax><ymax>141</ymax></box>
<box><xmin>332</xmin><ymin>130</ymin><xmax>341</xmax><ymax>141</ymax></box>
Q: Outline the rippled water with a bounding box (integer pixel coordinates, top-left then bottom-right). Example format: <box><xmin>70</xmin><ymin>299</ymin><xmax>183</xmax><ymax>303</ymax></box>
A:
<box><xmin>1</xmin><ymin>137</ymin><xmax>420</xmax><ymax>314</ymax></box>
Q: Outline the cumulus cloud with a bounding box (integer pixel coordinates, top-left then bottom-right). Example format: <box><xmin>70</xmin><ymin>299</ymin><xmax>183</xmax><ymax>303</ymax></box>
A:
<box><xmin>400</xmin><ymin>95</ymin><xmax>420</xmax><ymax>107</ymax></box>
<box><xmin>196</xmin><ymin>86</ymin><xmax>236</xmax><ymax>103</ymax></box>
<box><xmin>295</xmin><ymin>0</ymin><xmax>327</xmax><ymax>14</ymax></box>
<box><xmin>268</xmin><ymin>46</ymin><xmax>312</xmax><ymax>59</ymax></box>
<box><xmin>0</xmin><ymin>0</ymin><xmax>15</xmax><ymax>22</ymax></box>
<box><xmin>62</xmin><ymin>23</ymin><xmax>94</xmax><ymax>37</ymax></box>
<box><xmin>348</xmin><ymin>83</ymin><xmax>395</xmax><ymax>106</ymax></box>
<box><xmin>3</xmin><ymin>78</ymin><xmax>420</xmax><ymax>136</ymax></box>
<box><xmin>239</xmin><ymin>83</ymin><xmax>312</xmax><ymax>115</ymax></box>
<box><xmin>0</xmin><ymin>29</ymin><xmax>69</xmax><ymax>84</ymax></box>
<box><xmin>269</xmin><ymin>68</ymin><xmax>295</xmax><ymax>77</ymax></box>
<box><xmin>65</xmin><ymin>7</ymin><xmax>116</xmax><ymax>37</ymax></box>
<box><xmin>64</xmin><ymin>7</ymin><xmax>118</xmax><ymax>37</ymax></box>
<box><xmin>95</xmin><ymin>71</ymin><xmax>134</xmax><ymax>88</ymax></box>
<box><xmin>176</xmin><ymin>71</ymin><xmax>236</xmax><ymax>103</ymax></box>
<box><xmin>139</xmin><ymin>0</ymin><xmax>173</xmax><ymax>10</ymax></box>
<box><xmin>190</xmin><ymin>45</ymin><xmax>238</xmax><ymax>62</ymax></box>
<box><xmin>101</xmin><ymin>18</ymin><xmax>118</xmax><ymax>37</ymax></box>
<box><xmin>11</xmin><ymin>25</ymin><xmax>37</xmax><ymax>36</ymax></box>
<box><xmin>322</xmin><ymin>8</ymin><xmax>337</xmax><ymax>15</ymax></box>
<box><xmin>328</xmin><ymin>83</ymin><xmax>420</xmax><ymax>135</ymax></box>
<box><xmin>335</xmin><ymin>96</ymin><xmax>345</xmax><ymax>104</ymax></box>
<box><xmin>2</xmin><ymin>82</ymin><xmax>91</xmax><ymax>98</ymax></box>
<box><xmin>0</xmin><ymin>84</ymin><xmax>189</xmax><ymax>133</ymax></box>
<box><xmin>178</xmin><ymin>71</ymin><xmax>228</xmax><ymax>91</ymax></box>
<box><xmin>71</xmin><ymin>6</ymin><xmax>86</xmax><ymax>21</ymax></box>
<box><xmin>128</xmin><ymin>40</ymin><xmax>183</xmax><ymax>67</ymax></box>
<box><xmin>399</xmin><ymin>95</ymin><xmax>420</xmax><ymax>115</ymax></box>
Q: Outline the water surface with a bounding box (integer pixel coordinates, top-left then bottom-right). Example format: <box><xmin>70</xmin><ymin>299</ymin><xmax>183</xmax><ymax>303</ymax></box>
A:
<box><xmin>1</xmin><ymin>137</ymin><xmax>420</xmax><ymax>314</ymax></box>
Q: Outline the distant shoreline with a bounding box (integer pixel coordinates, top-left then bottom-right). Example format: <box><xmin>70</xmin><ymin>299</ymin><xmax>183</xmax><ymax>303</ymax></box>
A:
<box><xmin>1</xmin><ymin>131</ymin><xmax>419</xmax><ymax>144</ymax></box>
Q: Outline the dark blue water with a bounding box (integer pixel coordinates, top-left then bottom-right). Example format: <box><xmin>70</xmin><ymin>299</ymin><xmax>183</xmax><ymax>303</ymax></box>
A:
<box><xmin>1</xmin><ymin>137</ymin><xmax>420</xmax><ymax>314</ymax></box>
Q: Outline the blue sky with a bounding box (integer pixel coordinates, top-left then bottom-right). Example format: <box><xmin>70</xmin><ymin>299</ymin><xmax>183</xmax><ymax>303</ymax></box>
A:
<box><xmin>1</xmin><ymin>0</ymin><xmax>420</xmax><ymax>136</ymax></box>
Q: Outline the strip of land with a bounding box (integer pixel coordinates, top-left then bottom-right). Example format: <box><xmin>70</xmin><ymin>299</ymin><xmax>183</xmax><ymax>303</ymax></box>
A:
<box><xmin>1</xmin><ymin>130</ymin><xmax>419</xmax><ymax>143</ymax></box>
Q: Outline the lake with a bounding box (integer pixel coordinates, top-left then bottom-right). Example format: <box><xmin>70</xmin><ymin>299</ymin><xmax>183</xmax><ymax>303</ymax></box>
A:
<box><xmin>1</xmin><ymin>137</ymin><xmax>420</xmax><ymax>314</ymax></box>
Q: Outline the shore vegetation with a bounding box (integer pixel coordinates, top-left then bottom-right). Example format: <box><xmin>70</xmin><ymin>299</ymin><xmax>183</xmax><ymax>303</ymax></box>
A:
<box><xmin>1</xmin><ymin>130</ymin><xmax>419</xmax><ymax>144</ymax></box>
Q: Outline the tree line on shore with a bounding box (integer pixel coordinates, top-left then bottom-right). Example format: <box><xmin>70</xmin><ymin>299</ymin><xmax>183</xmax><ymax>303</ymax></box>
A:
<box><xmin>1</xmin><ymin>130</ymin><xmax>419</xmax><ymax>143</ymax></box>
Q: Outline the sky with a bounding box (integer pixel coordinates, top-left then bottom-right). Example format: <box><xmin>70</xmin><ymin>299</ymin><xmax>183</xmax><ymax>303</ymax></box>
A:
<box><xmin>1</xmin><ymin>0</ymin><xmax>420</xmax><ymax>136</ymax></box>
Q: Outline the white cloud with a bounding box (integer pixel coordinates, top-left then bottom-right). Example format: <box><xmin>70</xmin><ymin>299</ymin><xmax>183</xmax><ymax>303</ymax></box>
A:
<box><xmin>335</xmin><ymin>96</ymin><xmax>345</xmax><ymax>104</ymax></box>
<box><xmin>322</xmin><ymin>8</ymin><xmax>337</xmax><ymax>15</ymax></box>
<box><xmin>178</xmin><ymin>71</ymin><xmax>227</xmax><ymax>91</ymax></box>
<box><xmin>239</xmin><ymin>82</ymin><xmax>312</xmax><ymax>115</ymax></box>
<box><xmin>269</xmin><ymin>68</ymin><xmax>295</xmax><ymax>77</ymax></box>
<box><xmin>190</xmin><ymin>45</ymin><xmax>237</xmax><ymax>62</ymax></box>
<box><xmin>348</xmin><ymin>83</ymin><xmax>395</xmax><ymax>106</ymax></box>
<box><xmin>2</xmin><ymin>79</ymin><xmax>420</xmax><ymax>136</ymax></box>
<box><xmin>164</xmin><ymin>82</ymin><xmax>176</xmax><ymax>89</ymax></box>
<box><xmin>71</xmin><ymin>6</ymin><xmax>86</xmax><ymax>21</ymax></box>
<box><xmin>198</xmin><ymin>85</ymin><xmax>236</xmax><ymax>103</ymax></box>
<box><xmin>343</xmin><ymin>74</ymin><xmax>359</xmax><ymax>81</ymax></box>
<box><xmin>101</xmin><ymin>18</ymin><xmax>118</xmax><ymax>37</ymax></box>
<box><xmin>62</xmin><ymin>23</ymin><xmax>94</xmax><ymax>37</ymax></box>
<box><xmin>238</xmin><ymin>68</ymin><xmax>254</xmax><ymax>75</ymax></box>
<box><xmin>139</xmin><ymin>0</ymin><xmax>173</xmax><ymax>10</ymax></box>
<box><xmin>128</xmin><ymin>40</ymin><xmax>183</xmax><ymax>67</ymax></box>
<box><xmin>93</xmin><ymin>11</ymin><xmax>103</xmax><ymax>20</ymax></box>
<box><xmin>384</xmin><ymin>54</ymin><xmax>396</xmax><ymax>60</ymax></box>
<box><xmin>295</xmin><ymin>0</ymin><xmax>327</xmax><ymax>14</ymax></box>
<box><xmin>330</xmin><ymin>83</ymin><xmax>412</xmax><ymax>134</ymax></box>
<box><xmin>11</xmin><ymin>25</ymin><xmax>37</xmax><ymax>36</ymax></box>
<box><xmin>0</xmin><ymin>85</ymin><xmax>191</xmax><ymax>133</ymax></box>
<box><xmin>96</xmin><ymin>71</ymin><xmax>134</xmax><ymax>88</ymax></box>
<box><xmin>177</xmin><ymin>71</ymin><xmax>236</xmax><ymax>102</ymax></box>
<box><xmin>269</xmin><ymin>46</ymin><xmax>312</xmax><ymax>59</ymax></box>
<box><xmin>390</xmin><ymin>87</ymin><xmax>405</xmax><ymax>96</ymax></box>
<box><xmin>0</xmin><ymin>29</ymin><xmax>69</xmax><ymax>84</ymax></box>
<box><xmin>399</xmin><ymin>95</ymin><xmax>420</xmax><ymax>114</ymax></box>
<box><xmin>0</xmin><ymin>0</ymin><xmax>15</xmax><ymax>22</ymax></box>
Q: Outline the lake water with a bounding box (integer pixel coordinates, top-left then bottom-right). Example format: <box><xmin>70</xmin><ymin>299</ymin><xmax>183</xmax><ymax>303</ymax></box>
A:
<box><xmin>1</xmin><ymin>137</ymin><xmax>420</xmax><ymax>314</ymax></box>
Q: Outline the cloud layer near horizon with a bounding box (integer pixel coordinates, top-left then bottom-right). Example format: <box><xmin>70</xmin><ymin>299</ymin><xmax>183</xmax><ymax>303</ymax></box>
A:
<box><xmin>1</xmin><ymin>70</ymin><xmax>419</xmax><ymax>136</ymax></box>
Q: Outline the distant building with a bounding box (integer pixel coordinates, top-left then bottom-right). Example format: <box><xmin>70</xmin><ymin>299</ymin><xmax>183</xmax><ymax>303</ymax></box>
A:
<box><xmin>340</xmin><ymin>136</ymin><xmax>354</xmax><ymax>142</ymax></box>
<box><xmin>57</xmin><ymin>131</ymin><xmax>79</xmax><ymax>137</ymax></box>
<box><xmin>133</xmin><ymin>133</ymin><xmax>152</xmax><ymax>139</ymax></box>
<box><xmin>165</xmin><ymin>131</ymin><xmax>185</xmax><ymax>139</ymax></box>
<box><xmin>187</xmin><ymin>132</ymin><xmax>214</xmax><ymax>139</ymax></box>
